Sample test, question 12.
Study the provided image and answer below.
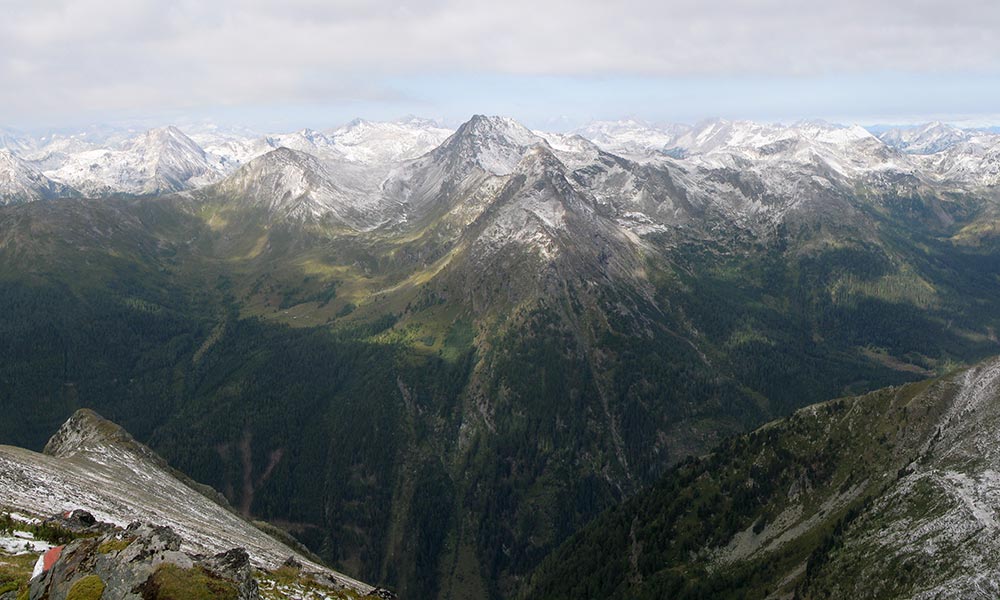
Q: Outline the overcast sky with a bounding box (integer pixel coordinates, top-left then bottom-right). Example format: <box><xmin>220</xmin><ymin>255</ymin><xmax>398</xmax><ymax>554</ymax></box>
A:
<box><xmin>2</xmin><ymin>0</ymin><xmax>999</xmax><ymax>131</ymax></box>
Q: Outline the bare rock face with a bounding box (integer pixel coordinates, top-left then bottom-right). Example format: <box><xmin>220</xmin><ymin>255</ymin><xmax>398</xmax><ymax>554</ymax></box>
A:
<box><xmin>28</xmin><ymin>522</ymin><xmax>259</xmax><ymax>600</ymax></box>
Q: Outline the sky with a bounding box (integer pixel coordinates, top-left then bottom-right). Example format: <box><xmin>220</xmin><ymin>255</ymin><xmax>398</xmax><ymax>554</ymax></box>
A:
<box><xmin>2</xmin><ymin>0</ymin><xmax>999</xmax><ymax>132</ymax></box>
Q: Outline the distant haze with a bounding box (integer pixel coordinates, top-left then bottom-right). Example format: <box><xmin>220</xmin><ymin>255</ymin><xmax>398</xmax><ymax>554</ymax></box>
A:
<box><xmin>2</xmin><ymin>1</ymin><xmax>999</xmax><ymax>130</ymax></box>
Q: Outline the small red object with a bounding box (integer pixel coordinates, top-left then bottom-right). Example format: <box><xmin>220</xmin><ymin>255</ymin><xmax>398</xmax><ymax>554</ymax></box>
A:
<box><xmin>42</xmin><ymin>545</ymin><xmax>63</xmax><ymax>572</ymax></box>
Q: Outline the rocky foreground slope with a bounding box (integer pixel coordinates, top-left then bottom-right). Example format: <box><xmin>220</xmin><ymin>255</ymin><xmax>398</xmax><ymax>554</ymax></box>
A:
<box><xmin>0</xmin><ymin>409</ymin><xmax>377</xmax><ymax>598</ymax></box>
<box><xmin>525</xmin><ymin>357</ymin><xmax>1000</xmax><ymax>600</ymax></box>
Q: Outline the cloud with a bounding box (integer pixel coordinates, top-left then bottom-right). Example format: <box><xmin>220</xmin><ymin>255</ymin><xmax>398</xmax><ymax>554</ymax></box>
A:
<box><xmin>0</xmin><ymin>0</ymin><xmax>998</xmax><ymax>124</ymax></box>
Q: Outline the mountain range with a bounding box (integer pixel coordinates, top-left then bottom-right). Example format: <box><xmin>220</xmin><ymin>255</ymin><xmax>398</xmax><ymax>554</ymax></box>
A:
<box><xmin>2</xmin><ymin>114</ymin><xmax>1000</xmax><ymax>599</ymax></box>
<box><xmin>3</xmin><ymin>117</ymin><xmax>1000</xmax><ymax>206</ymax></box>
<box><xmin>0</xmin><ymin>117</ymin><xmax>454</xmax><ymax>204</ymax></box>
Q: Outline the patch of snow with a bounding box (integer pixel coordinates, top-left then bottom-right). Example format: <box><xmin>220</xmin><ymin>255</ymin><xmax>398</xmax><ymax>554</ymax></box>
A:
<box><xmin>30</xmin><ymin>554</ymin><xmax>45</xmax><ymax>579</ymax></box>
<box><xmin>0</xmin><ymin>535</ymin><xmax>52</xmax><ymax>555</ymax></box>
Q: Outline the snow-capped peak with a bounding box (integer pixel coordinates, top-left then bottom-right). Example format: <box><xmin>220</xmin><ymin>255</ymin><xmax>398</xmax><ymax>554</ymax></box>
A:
<box><xmin>459</xmin><ymin>115</ymin><xmax>541</xmax><ymax>146</ymax></box>
<box><xmin>213</xmin><ymin>147</ymin><xmax>335</xmax><ymax>217</ymax></box>
<box><xmin>46</xmin><ymin>125</ymin><xmax>223</xmax><ymax>196</ymax></box>
<box><xmin>436</xmin><ymin>115</ymin><xmax>544</xmax><ymax>175</ymax></box>
<box><xmin>209</xmin><ymin>147</ymin><xmax>384</xmax><ymax>228</ymax></box>
<box><xmin>129</xmin><ymin>125</ymin><xmax>204</xmax><ymax>154</ymax></box>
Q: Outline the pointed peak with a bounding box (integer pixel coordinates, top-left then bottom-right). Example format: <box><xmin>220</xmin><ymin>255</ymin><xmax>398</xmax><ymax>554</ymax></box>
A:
<box><xmin>454</xmin><ymin>115</ymin><xmax>539</xmax><ymax>146</ymax></box>
<box><xmin>134</xmin><ymin>126</ymin><xmax>204</xmax><ymax>154</ymax></box>
<box><xmin>432</xmin><ymin>115</ymin><xmax>543</xmax><ymax>176</ymax></box>
<box><xmin>146</xmin><ymin>125</ymin><xmax>191</xmax><ymax>140</ymax></box>
<box><xmin>215</xmin><ymin>147</ymin><xmax>332</xmax><ymax>205</ymax></box>
<box><xmin>43</xmin><ymin>409</ymin><xmax>138</xmax><ymax>459</ymax></box>
<box><xmin>461</xmin><ymin>114</ymin><xmax>531</xmax><ymax>133</ymax></box>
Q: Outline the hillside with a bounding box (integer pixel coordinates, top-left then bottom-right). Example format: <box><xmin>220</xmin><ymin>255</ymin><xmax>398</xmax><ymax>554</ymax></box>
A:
<box><xmin>524</xmin><ymin>358</ymin><xmax>1000</xmax><ymax>599</ymax></box>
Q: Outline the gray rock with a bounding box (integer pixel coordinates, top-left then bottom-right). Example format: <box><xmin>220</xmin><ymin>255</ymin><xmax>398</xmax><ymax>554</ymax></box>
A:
<box><xmin>201</xmin><ymin>547</ymin><xmax>259</xmax><ymax>600</ymax></box>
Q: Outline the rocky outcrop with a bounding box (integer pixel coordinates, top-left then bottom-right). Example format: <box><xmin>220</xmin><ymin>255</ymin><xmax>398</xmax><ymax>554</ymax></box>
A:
<box><xmin>29</xmin><ymin>522</ymin><xmax>258</xmax><ymax>600</ymax></box>
<box><xmin>199</xmin><ymin>548</ymin><xmax>258</xmax><ymax>600</ymax></box>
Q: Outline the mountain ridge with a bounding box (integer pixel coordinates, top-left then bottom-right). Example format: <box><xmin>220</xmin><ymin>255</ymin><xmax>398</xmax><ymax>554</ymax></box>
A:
<box><xmin>3</xmin><ymin>115</ymin><xmax>1000</xmax><ymax>209</ymax></box>
<box><xmin>0</xmin><ymin>408</ymin><xmax>374</xmax><ymax>594</ymax></box>
<box><xmin>525</xmin><ymin>357</ymin><xmax>1000</xmax><ymax>600</ymax></box>
<box><xmin>0</xmin><ymin>150</ymin><xmax>78</xmax><ymax>205</ymax></box>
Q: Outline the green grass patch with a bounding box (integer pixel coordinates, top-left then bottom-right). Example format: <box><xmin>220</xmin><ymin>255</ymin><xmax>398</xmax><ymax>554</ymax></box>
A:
<box><xmin>0</xmin><ymin>553</ymin><xmax>38</xmax><ymax>597</ymax></box>
<box><xmin>143</xmin><ymin>564</ymin><xmax>237</xmax><ymax>600</ymax></box>
<box><xmin>97</xmin><ymin>538</ymin><xmax>133</xmax><ymax>554</ymax></box>
<box><xmin>66</xmin><ymin>575</ymin><xmax>105</xmax><ymax>600</ymax></box>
